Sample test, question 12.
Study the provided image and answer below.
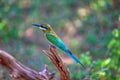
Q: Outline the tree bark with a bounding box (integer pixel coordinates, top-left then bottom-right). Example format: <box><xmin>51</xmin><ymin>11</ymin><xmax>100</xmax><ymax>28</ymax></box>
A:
<box><xmin>42</xmin><ymin>45</ymin><xmax>71</xmax><ymax>80</ymax></box>
<box><xmin>0</xmin><ymin>46</ymin><xmax>70</xmax><ymax>80</ymax></box>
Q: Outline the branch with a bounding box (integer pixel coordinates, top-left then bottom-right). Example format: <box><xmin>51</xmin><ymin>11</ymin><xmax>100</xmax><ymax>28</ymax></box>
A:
<box><xmin>42</xmin><ymin>46</ymin><xmax>71</xmax><ymax>80</ymax></box>
<box><xmin>0</xmin><ymin>50</ymin><xmax>55</xmax><ymax>80</ymax></box>
<box><xmin>0</xmin><ymin>46</ymin><xmax>71</xmax><ymax>80</ymax></box>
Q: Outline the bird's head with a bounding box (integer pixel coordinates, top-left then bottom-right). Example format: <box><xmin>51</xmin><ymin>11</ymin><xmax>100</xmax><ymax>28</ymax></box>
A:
<box><xmin>32</xmin><ymin>23</ymin><xmax>52</xmax><ymax>31</ymax></box>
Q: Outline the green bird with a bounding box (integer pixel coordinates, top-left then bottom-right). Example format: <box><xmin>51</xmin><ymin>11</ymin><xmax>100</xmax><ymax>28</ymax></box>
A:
<box><xmin>32</xmin><ymin>23</ymin><xmax>85</xmax><ymax>68</ymax></box>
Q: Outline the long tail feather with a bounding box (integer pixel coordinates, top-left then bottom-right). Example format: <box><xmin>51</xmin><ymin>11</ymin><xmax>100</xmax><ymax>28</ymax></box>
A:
<box><xmin>66</xmin><ymin>50</ymin><xmax>85</xmax><ymax>69</ymax></box>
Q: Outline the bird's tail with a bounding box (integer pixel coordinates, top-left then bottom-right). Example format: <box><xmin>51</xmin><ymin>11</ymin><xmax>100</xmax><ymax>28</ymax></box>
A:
<box><xmin>65</xmin><ymin>50</ymin><xmax>85</xmax><ymax>69</ymax></box>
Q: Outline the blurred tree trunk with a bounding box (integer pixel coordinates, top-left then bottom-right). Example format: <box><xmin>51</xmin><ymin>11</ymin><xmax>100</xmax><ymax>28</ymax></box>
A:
<box><xmin>113</xmin><ymin>0</ymin><xmax>120</xmax><ymax>9</ymax></box>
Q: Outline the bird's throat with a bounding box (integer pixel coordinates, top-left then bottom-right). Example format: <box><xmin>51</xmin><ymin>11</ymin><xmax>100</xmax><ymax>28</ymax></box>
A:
<box><xmin>42</xmin><ymin>30</ymin><xmax>46</xmax><ymax>34</ymax></box>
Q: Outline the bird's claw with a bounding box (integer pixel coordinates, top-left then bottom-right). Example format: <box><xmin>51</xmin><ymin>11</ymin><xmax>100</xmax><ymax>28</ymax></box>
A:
<box><xmin>49</xmin><ymin>44</ymin><xmax>56</xmax><ymax>49</ymax></box>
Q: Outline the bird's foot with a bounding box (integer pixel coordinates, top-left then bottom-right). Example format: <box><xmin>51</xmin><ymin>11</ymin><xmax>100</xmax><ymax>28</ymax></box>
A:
<box><xmin>49</xmin><ymin>44</ymin><xmax>56</xmax><ymax>49</ymax></box>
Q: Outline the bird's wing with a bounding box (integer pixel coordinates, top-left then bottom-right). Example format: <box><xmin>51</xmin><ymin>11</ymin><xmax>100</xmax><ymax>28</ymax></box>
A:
<box><xmin>46</xmin><ymin>33</ymin><xmax>68</xmax><ymax>51</ymax></box>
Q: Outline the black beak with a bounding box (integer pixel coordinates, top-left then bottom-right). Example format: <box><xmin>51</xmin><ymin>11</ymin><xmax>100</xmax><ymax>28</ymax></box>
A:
<box><xmin>32</xmin><ymin>23</ymin><xmax>41</xmax><ymax>27</ymax></box>
<box><xmin>32</xmin><ymin>23</ymin><xmax>48</xmax><ymax>30</ymax></box>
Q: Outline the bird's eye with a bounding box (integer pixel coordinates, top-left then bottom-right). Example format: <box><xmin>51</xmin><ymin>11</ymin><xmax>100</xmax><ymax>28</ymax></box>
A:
<box><xmin>41</xmin><ymin>25</ymin><xmax>48</xmax><ymax>30</ymax></box>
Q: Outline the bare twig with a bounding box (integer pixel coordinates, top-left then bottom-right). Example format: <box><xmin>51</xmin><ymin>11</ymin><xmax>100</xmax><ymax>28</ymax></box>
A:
<box><xmin>42</xmin><ymin>45</ymin><xmax>71</xmax><ymax>80</ymax></box>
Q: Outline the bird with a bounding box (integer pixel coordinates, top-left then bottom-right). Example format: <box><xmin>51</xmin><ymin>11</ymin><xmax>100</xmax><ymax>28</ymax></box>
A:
<box><xmin>32</xmin><ymin>23</ymin><xmax>85</xmax><ymax>68</ymax></box>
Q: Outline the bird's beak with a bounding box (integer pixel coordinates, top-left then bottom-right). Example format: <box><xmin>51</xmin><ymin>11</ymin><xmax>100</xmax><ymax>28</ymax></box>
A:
<box><xmin>32</xmin><ymin>23</ymin><xmax>47</xmax><ymax>30</ymax></box>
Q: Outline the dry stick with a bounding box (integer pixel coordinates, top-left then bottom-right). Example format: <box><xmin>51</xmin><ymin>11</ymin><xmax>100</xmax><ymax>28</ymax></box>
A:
<box><xmin>42</xmin><ymin>46</ymin><xmax>71</xmax><ymax>80</ymax></box>
<box><xmin>0</xmin><ymin>50</ymin><xmax>55</xmax><ymax>80</ymax></box>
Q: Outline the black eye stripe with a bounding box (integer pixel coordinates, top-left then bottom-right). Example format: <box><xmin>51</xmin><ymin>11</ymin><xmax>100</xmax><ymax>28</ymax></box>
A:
<box><xmin>41</xmin><ymin>25</ymin><xmax>48</xmax><ymax>29</ymax></box>
<box><xmin>32</xmin><ymin>24</ymin><xmax>48</xmax><ymax>30</ymax></box>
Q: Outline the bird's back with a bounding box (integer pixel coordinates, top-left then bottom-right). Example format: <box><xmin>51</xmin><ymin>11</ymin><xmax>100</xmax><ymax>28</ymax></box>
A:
<box><xmin>45</xmin><ymin>32</ymin><xmax>68</xmax><ymax>51</ymax></box>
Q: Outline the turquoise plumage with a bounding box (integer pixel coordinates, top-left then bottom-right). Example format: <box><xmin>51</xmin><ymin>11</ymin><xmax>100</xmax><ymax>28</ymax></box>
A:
<box><xmin>33</xmin><ymin>23</ymin><xmax>85</xmax><ymax>68</ymax></box>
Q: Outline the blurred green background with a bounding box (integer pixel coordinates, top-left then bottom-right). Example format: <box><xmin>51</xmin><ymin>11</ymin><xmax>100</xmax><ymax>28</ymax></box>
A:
<box><xmin>0</xmin><ymin>0</ymin><xmax>120</xmax><ymax>80</ymax></box>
